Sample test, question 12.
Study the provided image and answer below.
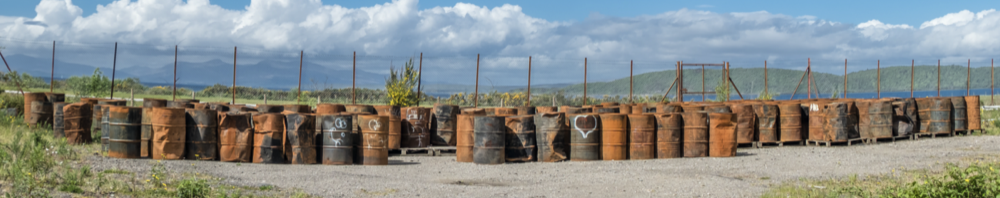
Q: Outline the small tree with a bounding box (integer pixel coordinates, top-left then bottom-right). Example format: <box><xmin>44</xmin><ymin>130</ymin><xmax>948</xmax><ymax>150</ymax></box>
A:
<box><xmin>66</xmin><ymin>68</ymin><xmax>111</xmax><ymax>97</ymax></box>
<box><xmin>385</xmin><ymin>58</ymin><xmax>420</xmax><ymax>107</ymax></box>
<box><xmin>714</xmin><ymin>75</ymin><xmax>731</xmax><ymax>102</ymax></box>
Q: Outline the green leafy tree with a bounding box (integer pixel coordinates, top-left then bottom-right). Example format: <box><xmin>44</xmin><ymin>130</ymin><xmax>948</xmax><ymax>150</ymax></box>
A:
<box><xmin>385</xmin><ymin>58</ymin><xmax>420</xmax><ymax>107</ymax></box>
<box><xmin>66</xmin><ymin>68</ymin><xmax>111</xmax><ymax>97</ymax></box>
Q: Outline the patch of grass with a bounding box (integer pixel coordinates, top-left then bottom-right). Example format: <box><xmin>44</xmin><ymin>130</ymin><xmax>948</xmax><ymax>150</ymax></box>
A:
<box><xmin>763</xmin><ymin>158</ymin><xmax>1000</xmax><ymax>198</ymax></box>
<box><xmin>176</xmin><ymin>177</ymin><xmax>210</xmax><ymax>198</ymax></box>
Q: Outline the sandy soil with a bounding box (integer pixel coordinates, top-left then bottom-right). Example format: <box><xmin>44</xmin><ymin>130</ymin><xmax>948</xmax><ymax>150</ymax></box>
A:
<box><xmin>87</xmin><ymin>135</ymin><xmax>1000</xmax><ymax>197</ymax></box>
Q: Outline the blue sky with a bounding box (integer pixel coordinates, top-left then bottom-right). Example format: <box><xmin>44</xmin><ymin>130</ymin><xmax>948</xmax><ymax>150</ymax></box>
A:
<box><xmin>2</xmin><ymin>0</ymin><xmax>994</xmax><ymax>26</ymax></box>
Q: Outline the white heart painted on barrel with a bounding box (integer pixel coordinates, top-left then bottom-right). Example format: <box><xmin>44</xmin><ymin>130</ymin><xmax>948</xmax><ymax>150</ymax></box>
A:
<box><xmin>369</xmin><ymin>119</ymin><xmax>381</xmax><ymax>131</ymax></box>
<box><xmin>573</xmin><ymin>115</ymin><xmax>597</xmax><ymax>139</ymax></box>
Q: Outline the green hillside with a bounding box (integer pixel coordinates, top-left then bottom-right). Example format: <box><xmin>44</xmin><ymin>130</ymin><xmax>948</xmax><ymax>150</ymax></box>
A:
<box><xmin>524</xmin><ymin>65</ymin><xmax>995</xmax><ymax>96</ymax></box>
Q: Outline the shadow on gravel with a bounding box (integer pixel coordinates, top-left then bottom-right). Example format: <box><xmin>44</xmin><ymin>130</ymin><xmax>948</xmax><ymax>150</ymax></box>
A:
<box><xmin>735</xmin><ymin>152</ymin><xmax>756</xmax><ymax>157</ymax></box>
<box><xmin>388</xmin><ymin>160</ymin><xmax>421</xmax><ymax>165</ymax></box>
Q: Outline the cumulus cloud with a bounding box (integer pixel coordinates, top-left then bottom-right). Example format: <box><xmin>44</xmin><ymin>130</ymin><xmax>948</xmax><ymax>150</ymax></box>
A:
<box><xmin>0</xmin><ymin>0</ymin><xmax>998</xmax><ymax>84</ymax></box>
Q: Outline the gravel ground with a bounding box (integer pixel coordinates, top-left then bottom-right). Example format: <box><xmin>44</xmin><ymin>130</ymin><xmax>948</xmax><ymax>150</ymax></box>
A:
<box><xmin>87</xmin><ymin>135</ymin><xmax>1000</xmax><ymax>197</ymax></box>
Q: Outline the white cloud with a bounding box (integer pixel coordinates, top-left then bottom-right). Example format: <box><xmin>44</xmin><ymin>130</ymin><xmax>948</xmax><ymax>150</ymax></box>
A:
<box><xmin>0</xmin><ymin>0</ymin><xmax>998</xmax><ymax>84</ymax></box>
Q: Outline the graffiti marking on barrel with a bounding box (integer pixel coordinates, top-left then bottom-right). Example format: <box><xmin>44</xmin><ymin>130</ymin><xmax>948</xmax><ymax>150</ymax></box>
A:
<box><xmin>369</xmin><ymin>119</ymin><xmax>382</xmax><ymax>131</ymax></box>
<box><xmin>573</xmin><ymin>115</ymin><xmax>597</xmax><ymax>139</ymax></box>
<box><xmin>334</xmin><ymin>118</ymin><xmax>347</xmax><ymax>129</ymax></box>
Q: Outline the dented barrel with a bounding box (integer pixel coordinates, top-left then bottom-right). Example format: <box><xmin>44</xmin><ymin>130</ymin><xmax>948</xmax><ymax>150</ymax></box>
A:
<box><xmin>185</xmin><ymin>109</ymin><xmax>218</xmax><ymax>160</ymax></box>
<box><xmin>318</xmin><ymin>114</ymin><xmax>354</xmax><ymax>165</ymax></box>
<box><xmin>599</xmin><ymin>114</ymin><xmax>628</xmax><ymax>161</ymax></box>
<box><xmin>152</xmin><ymin>107</ymin><xmax>186</xmax><ymax>160</ymax></box>
<box><xmin>219</xmin><ymin>113</ymin><xmax>253</xmax><ymax>162</ymax></box>
<box><xmin>285</xmin><ymin>113</ymin><xmax>316</xmax><ymax>164</ymax></box>
<box><xmin>474</xmin><ymin>116</ymin><xmax>506</xmax><ymax>165</ymax></box>
<box><xmin>655</xmin><ymin>113</ymin><xmax>682</xmax><ymax>158</ymax></box>
<box><xmin>108</xmin><ymin>106</ymin><xmax>143</xmax><ymax>159</ymax></box>
<box><xmin>141</xmin><ymin>99</ymin><xmax>167</xmax><ymax>158</ymax></box>
<box><xmin>505</xmin><ymin>116</ymin><xmax>536</xmax><ymax>162</ymax></box>
<box><xmin>316</xmin><ymin>103</ymin><xmax>346</xmax><ymax>115</ymax></box>
<box><xmin>709</xmin><ymin>113</ymin><xmax>737</xmax><ymax>157</ymax></box>
<box><xmin>402</xmin><ymin>107</ymin><xmax>431</xmax><ymax>148</ymax></box>
<box><xmin>53</xmin><ymin>102</ymin><xmax>67</xmax><ymax>138</ymax></box>
<box><xmin>360</xmin><ymin>115</ymin><xmax>389</xmax><ymax>165</ymax></box>
<box><xmin>495</xmin><ymin>107</ymin><xmax>518</xmax><ymax>117</ymax></box>
<box><xmin>534</xmin><ymin>112</ymin><xmax>569</xmax><ymax>162</ymax></box>
<box><xmin>63</xmin><ymin>103</ymin><xmax>93</xmax><ymax>144</ymax></box>
<box><xmin>535</xmin><ymin>106</ymin><xmax>558</xmax><ymax>113</ymax></box>
<box><xmin>432</xmin><ymin>104</ymin><xmax>460</xmax><ymax>146</ymax></box>
<box><xmin>825</xmin><ymin>102</ymin><xmax>852</xmax><ymax>141</ymax></box>
<box><xmin>252</xmin><ymin>113</ymin><xmax>285</xmax><ymax>163</ymax></box>
<box><xmin>682</xmin><ymin>112</ymin><xmax>708</xmax><ymax>157</ymax></box>
<box><xmin>518</xmin><ymin>106</ymin><xmax>536</xmax><ymax>115</ymax></box>
<box><xmin>628</xmin><ymin>114</ymin><xmax>656</xmax><ymax>160</ymax></box>
<box><xmin>730</xmin><ymin>104</ymin><xmax>755</xmax><ymax>144</ymax></box>
<box><xmin>23</xmin><ymin>93</ymin><xmax>47</xmax><ymax>126</ymax></box>
<box><xmin>569</xmin><ymin>113</ymin><xmax>601</xmax><ymax>161</ymax></box>
<box><xmin>778</xmin><ymin>103</ymin><xmax>803</xmax><ymax>142</ymax></box>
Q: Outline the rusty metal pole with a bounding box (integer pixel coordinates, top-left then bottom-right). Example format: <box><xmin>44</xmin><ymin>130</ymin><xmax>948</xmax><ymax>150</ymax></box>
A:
<box><xmin>50</xmin><ymin>41</ymin><xmax>54</xmax><ymax>92</ymax></box>
<box><xmin>764</xmin><ymin>60</ymin><xmax>768</xmax><ymax>95</ymax></box>
<box><xmin>352</xmin><ymin>51</ymin><xmax>356</xmax><ymax>105</ymax></box>
<box><xmin>0</xmin><ymin>51</ymin><xmax>24</xmax><ymax>95</ymax></box>
<box><xmin>677</xmin><ymin>61</ymin><xmax>683</xmax><ymax>102</ymax></box>
<box><xmin>110</xmin><ymin>42</ymin><xmax>117</xmax><ymax>99</ymax></box>
<box><xmin>807</xmin><ymin>58</ymin><xmax>811</xmax><ymax>99</ymax></box>
<box><xmin>173</xmin><ymin>45</ymin><xmax>178</xmax><ymax>100</ymax></box>
<box><xmin>527</xmin><ymin>56</ymin><xmax>532</xmax><ymax>106</ymax></box>
<box><xmin>232</xmin><ymin>46</ymin><xmax>236</xmax><ymax>104</ymax></box>
<box><xmin>911</xmin><ymin>59</ymin><xmax>914</xmax><ymax>98</ymax></box>
<box><xmin>992</xmin><ymin>59</ymin><xmax>995</xmax><ymax>105</ymax></box>
<box><xmin>417</xmin><ymin>53</ymin><xmax>423</xmax><ymax>106</ymax></box>
<box><xmin>297</xmin><ymin>50</ymin><xmax>303</xmax><ymax>103</ymax></box>
<box><xmin>844</xmin><ymin>59</ymin><xmax>847</xmax><ymax>98</ymax></box>
<box><xmin>629</xmin><ymin>60</ymin><xmax>633</xmax><ymax>104</ymax></box>
<box><xmin>474</xmin><ymin>54</ymin><xmax>480</xmax><ymax>107</ymax></box>
<box><xmin>584</xmin><ymin>57</ymin><xmax>588</xmax><ymax>105</ymax></box>
<box><xmin>701</xmin><ymin>64</ymin><xmax>705</xmax><ymax>101</ymax></box>
<box><xmin>789</xmin><ymin>67</ymin><xmax>808</xmax><ymax>100</ymax></box>
<box><xmin>877</xmin><ymin>60</ymin><xmax>881</xmax><ymax>98</ymax></box>
<box><xmin>968</xmin><ymin>59</ymin><xmax>971</xmax><ymax>96</ymax></box>
<box><xmin>938</xmin><ymin>59</ymin><xmax>941</xmax><ymax>97</ymax></box>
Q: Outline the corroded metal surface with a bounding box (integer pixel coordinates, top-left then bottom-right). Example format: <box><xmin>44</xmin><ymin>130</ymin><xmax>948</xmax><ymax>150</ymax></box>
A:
<box><xmin>682</xmin><ymin>112</ymin><xmax>708</xmax><ymax>157</ymax></box>
<box><xmin>706</xmin><ymin>105</ymin><xmax>732</xmax><ymax>113</ymax></box>
<box><xmin>316</xmin><ymin>103</ymin><xmax>346</xmax><ymax>115</ymax></box>
<box><xmin>474</xmin><ymin>116</ymin><xmax>506</xmax><ymax>165</ymax></box>
<box><xmin>730</xmin><ymin>104</ymin><xmax>755</xmax><ymax>144</ymax></box>
<box><xmin>599</xmin><ymin>114</ymin><xmax>627</xmax><ymax>161</ymax></box>
<box><xmin>283</xmin><ymin>104</ymin><xmax>312</xmax><ymax>114</ymax></box>
<box><xmin>252</xmin><ymin>113</ymin><xmax>285</xmax><ymax>163</ymax></box>
<box><xmin>152</xmin><ymin>107</ymin><xmax>186</xmax><ymax>160</ymax></box>
<box><xmin>892</xmin><ymin>98</ymin><xmax>917</xmax><ymax>137</ymax></box>
<box><xmin>167</xmin><ymin>100</ymin><xmax>194</xmax><ymax>109</ymax></box>
<box><xmin>925</xmin><ymin>98</ymin><xmax>953</xmax><ymax>134</ymax></box>
<box><xmin>63</xmin><ymin>103</ymin><xmax>93</xmax><ymax>144</ymax></box>
<box><xmin>285</xmin><ymin>113</ymin><xmax>316</xmax><ymax>164</ymax></box>
<box><xmin>317</xmin><ymin>114</ymin><xmax>354</xmax><ymax>165</ymax></box>
<box><xmin>360</xmin><ymin>115</ymin><xmax>389</xmax><ymax>165</ymax></box>
<box><xmin>655</xmin><ymin>113</ymin><xmax>682</xmax><ymax>158</ymax></box>
<box><xmin>517</xmin><ymin>106</ymin><xmax>536</xmax><ymax>115</ymax></box>
<box><xmin>859</xmin><ymin>100</ymin><xmax>893</xmax><ymax>138</ymax></box>
<box><xmin>825</xmin><ymin>102</ymin><xmax>851</xmax><ymax>141</ymax></box>
<box><xmin>345</xmin><ymin>105</ymin><xmax>376</xmax><ymax>114</ymax></box>
<box><xmin>965</xmin><ymin>96</ymin><xmax>981</xmax><ymax>130</ymax></box>
<box><xmin>778</xmin><ymin>103</ymin><xmax>803</xmax><ymax>142</ymax></box>
<box><xmin>219</xmin><ymin>113</ymin><xmax>253</xmax><ymax>162</ymax></box>
<box><xmin>23</xmin><ymin>92</ymin><xmax>46</xmax><ymax>125</ymax></box>
<box><xmin>534</xmin><ymin>106</ymin><xmax>557</xmax><ymax>113</ymax></box>
<box><xmin>108</xmin><ymin>106</ymin><xmax>142</xmax><ymax>159</ymax></box>
<box><xmin>402</xmin><ymin>107</ymin><xmax>431</xmax><ymax>148</ymax></box>
<box><xmin>709</xmin><ymin>113</ymin><xmax>737</xmax><ymax>157</ymax></box>
<box><xmin>628</xmin><ymin>114</ymin><xmax>656</xmax><ymax>160</ymax></box>
<box><xmin>569</xmin><ymin>113</ymin><xmax>601</xmax><ymax>161</ymax></box>
<box><xmin>951</xmin><ymin>97</ymin><xmax>967</xmax><ymax>131</ymax></box>
<box><xmin>534</xmin><ymin>112</ymin><xmax>569</xmax><ymax>162</ymax></box>
<box><xmin>754</xmin><ymin>104</ymin><xmax>779</xmax><ymax>143</ymax></box>
<box><xmin>456</xmin><ymin>114</ymin><xmax>476</xmax><ymax>162</ymax></box>
<box><xmin>595</xmin><ymin>107</ymin><xmax>619</xmax><ymax>114</ymax></box>
<box><xmin>806</xmin><ymin>101</ymin><xmax>828</xmax><ymax>141</ymax></box>
<box><xmin>505</xmin><ymin>115</ymin><xmax>536</xmax><ymax>162</ymax></box>
<box><xmin>143</xmin><ymin>98</ymin><xmax>167</xmax><ymax>108</ymax></box>
<box><xmin>142</xmin><ymin>98</ymin><xmax>169</xmax><ymax>157</ymax></box>
<box><xmin>432</xmin><ymin>104</ymin><xmax>460</xmax><ymax>146</ymax></box>
<box><xmin>256</xmin><ymin>105</ymin><xmax>284</xmax><ymax>113</ymax></box>
<box><xmin>53</xmin><ymin>102</ymin><xmax>66</xmax><ymax>138</ymax></box>
<box><xmin>185</xmin><ymin>109</ymin><xmax>218</xmax><ymax>160</ymax></box>
<box><xmin>657</xmin><ymin>103</ymin><xmax>682</xmax><ymax>113</ymax></box>
<box><xmin>374</xmin><ymin>105</ymin><xmax>401</xmax><ymax>150</ymax></box>
<box><xmin>494</xmin><ymin>107</ymin><xmax>518</xmax><ymax>117</ymax></box>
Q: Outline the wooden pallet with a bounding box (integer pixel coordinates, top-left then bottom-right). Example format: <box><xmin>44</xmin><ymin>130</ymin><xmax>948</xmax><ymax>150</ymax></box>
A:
<box><xmin>865</xmin><ymin>135</ymin><xmax>909</xmax><ymax>144</ymax></box>
<box><xmin>755</xmin><ymin>140</ymin><xmax>804</xmax><ymax>148</ymax></box>
<box><xmin>738</xmin><ymin>142</ymin><xmax>757</xmax><ymax>148</ymax></box>
<box><xmin>805</xmin><ymin>138</ymin><xmax>864</xmax><ymax>147</ymax></box>
<box><xmin>395</xmin><ymin>146</ymin><xmax>456</xmax><ymax>156</ymax></box>
<box><xmin>911</xmin><ymin>132</ymin><xmax>954</xmax><ymax>140</ymax></box>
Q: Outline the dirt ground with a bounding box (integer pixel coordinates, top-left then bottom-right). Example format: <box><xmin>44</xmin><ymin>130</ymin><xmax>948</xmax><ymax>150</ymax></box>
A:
<box><xmin>87</xmin><ymin>135</ymin><xmax>1000</xmax><ymax>197</ymax></box>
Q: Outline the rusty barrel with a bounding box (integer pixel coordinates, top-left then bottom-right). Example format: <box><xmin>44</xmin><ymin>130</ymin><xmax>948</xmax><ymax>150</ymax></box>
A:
<box><xmin>346</xmin><ymin>105</ymin><xmax>376</xmax><ymax>114</ymax></box>
<box><xmin>316</xmin><ymin>103</ymin><xmax>346</xmax><ymax>114</ymax></box>
<box><xmin>318</xmin><ymin>114</ymin><xmax>354</xmax><ymax>165</ymax></box>
<box><xmin>432</xmin><ymin>104</ymin><xmax>460</xmax><ymax>146</ymax></box>
<box><xmin>101</xmin><ymin>105</ymin><xmax>112</xmax><ymax>153</ymax></box>
<box><xmin>23</xmin><ymin>93</ymin><xmax>46</xmax><ymax>125</ymax></box>
<box><xmin>167</xmin><ymin>100</ymin><xmax>194</xmax><ymax>108</ymax></box>
<box><xmin>360</xmin><ymin>115</ymin><xmax>389</xmax><ymax>165</ymax></box>
<box><xmin>402</xmin><ymin>107</ymin><xmax>431</xmax><ymax>148</ymax></box>
<box><xmin>143</xmin><ymin>98</ymin><xmax>167</xmax><ymax>108</ymax></box>
<box><xmin>45</xmin><ymin>92</ymin><xmax>65</xmax><ymax>103</ymax></box>
<box><xmin>825</xmin><ymin>102</ymin><xmax>852</xmax><ymax>141</ymax></box>
<box><xmin>484</xmin><ymin>108</ymin><xmax>496</xmax><ymax>116</ymax></box>
<box><xmin>456</xmin><ymin>114</ymin><xmax>476</xmax><ymax>162</ymax></box>
<box><xmin>778</xmin><ymin>103</ymin><xmax>803</xmax><ymax>142</ymax></box>
<box><xmin>141</xmin><ymin>99</ymin><xmax>167</xmax><ymax>158</ymax></box>
<box><xmin>518</xmin><ymin>106</ymin><xmax>536</xmax><ymax>115</ymax></box>
<box><xmin>256</xmin><ymin>104</ymin><xmax>284</xmax><ymax>113</ymax></box>
<box><xmin>284</xmin><ymin>104</ymin><xmax>312</xmax><ymax>114</ymax></box>
<box><xmin>192</xmin><ymin>103</ymin><xmax>209</xmax><ymax>110</ymax></box>
<box><xmin>151</xmin><ymin>107</ymin><xmax>186</xmax><ymax>160</ymax></box>
<box><xmin>730</xmin><ymin>104</ymin><xmax>755</xmax><ymax>144</ymax></box>
<box><xmin>754</xmin><ymin>104</ymin><xmax>779</xmax><ymax>143</ymax></box>
<box><xmin>709</xmin><ymin>113</ymin><xmax>737</xmax><ymax>157</ymax></box>
<box><xmin>631</xmin><ymin>104</ymin><xmax>646</xmax><ymax>115</ymax></box>
<box><xmin>284</xmin><ymin>113</ymin><xmax>316</xmax><ymax>164</ymax></box>
<box><xmin>806</xmin><ymin>101</ymin><xmax>828</xmax><ymax>141</ymax></box>
<box><xmin>655</xmin><ymin>113</ymin><xmax>683</xmax><ymax>158</ymax></box>
<box><xmin>706</xmin><ymin>105</ymin><xmax>732</xmax><ymax>113</ymax></box>
<box><xmin>505</xmin><ymin>115</ymin><xmax>536</xmax><ymax>162</ymax></box>
<box><xmin>915</xmin><ymin>98</ymin><xmax>930</xmax><ymax>133</ymax></box>
<box><xmin>965</xmin><ymin>96</ymin><xmax>981</xmax><ymax>130</ymax></box>
<box><xmin>569</xmin><ymin>113</ymin><xmax>601</xmax><ymax>161</ymax></box>
<box><xmin>891</xmin><ymin>98</ymin><xmax>918</xmax><ymax>137</ymax></box>
<box><xmin>682</xmin><ymin>105</ymin><xmax>705</xmax><ymax>112</ymax></box>
<box><xmin>862</xmin><ymin>100</ymin><xmax>893</xmax><ymax>138</ymax></box>
<box><xmin>53</xmin><ymin>102</ymin><xmax>67</xmax><ymax>138</ymax></box>
<box><xmin>252</xmin><ymin>113</ymin><xmax>284</xmax><ymax>163</ymax></box>
<box><xmin>657</xmin><ymin>103</ymin><xmax>682</xmax><ymax>113</ymax></box>
<box><xmin>599</xmin><ymin>114</ymin><xmax>627</xmax><ymax>160</ymax></box>
<box><xmin>184</xmin><ymin>109</ymin><xmax>218</xmax><ymax>160</ymax></box>
<box><xmin>374</xmin><ymin>105</ymin><xmax>401</xmax><ymax>150</ymax></box>
<box><xmin>619</xmin><ymin>105</ymin><xmax>633</xmax><ymax>114</ymax></box>
<box><xmin>474</xmin><ymin>116</ymin><xmax>506</xmax><ymax>165</ymax></box>
<box><xmin>601</xmin><ymin>102</ymin><xmax>619</xmax><ymax>106</ymax></box>
<box><xmin>535</xmin><ymin>106</ymin><xmax>557</xmax><ymax>113</ymax></box>
<box><xmin>207</xmin><ymin>103</ymin><xmax>230</xmax><ymax>112</ymax></box>
<box><xmin>108</xmin><ymin>106</ymin><xmax>143</xmax><ymax>159</ymax></box>
<box><xmin>495</xmin><ymin>107</ymin><xmax>518</xmax><ymax>117</ymax></box>
<box><xmin>596</xmin><ymin>107</ymin><xmax>619</xmax><ymax>114</ymax></box>
<box><xmin>535</xmin><ymin>112</ymin><xmax>569</xmax><ymax>162</ymax></box>
<box><xmin>219</xmin><ymin>113</ymin><xmax>253</xmax><ymax>162</ymax></box>
<box><xmin>29</xmin><ymin>100</ymin><xmax>53</xmax><ymax>128</ymax></box>
<box><xmin>63</xmin><ymin>103</ymin><xmax>93</xmax><ymax>144</ymax></box>
<box><xmin>951</xmin><ymin>97</ymin><xmax>967</xmax><ymax>132</ymax></box>
<box><xmin>682</xmin><ymin>112</ymin><xmax>709</xmax><ymax>157</ymax></box>
<box><xmin>926</xmin><ymin>98</ymin><xmax>953</xmax><ymax>134</ymax></box>
<box><xmin>560</xmin><ymin>106</ymin><xmax>584</xmax><ymax>114</ymax></box>
<box><xmin>628</xmin><ymin>114</ymin><xmax>656</xmax><ymax>160</ymax></box>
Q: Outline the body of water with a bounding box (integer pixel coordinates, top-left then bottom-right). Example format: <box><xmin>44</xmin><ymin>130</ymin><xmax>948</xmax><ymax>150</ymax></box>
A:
<box><xmin>679</xmin><ymin>88</ymin><xmax>998</xmax><ymax>102</ymax></box>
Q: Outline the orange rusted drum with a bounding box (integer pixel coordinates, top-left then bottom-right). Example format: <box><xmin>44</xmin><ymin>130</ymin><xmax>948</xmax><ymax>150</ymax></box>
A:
<box><xmin>754</xmin><ymin>103</ymin><xmax>779</xmax><ymax>143</ymax></box>
<box><xmin>730</xmin><ymin>104</ymin><xmax>755</xmax><ymax>144</ymax></box>
<box><xmin>535</xmin><ymin>112</ymin><xmax>569</xmax><ymax>162</ymax></box>
<box><xmin>517</xmin><ymin>106</ymin><xmax>536</xmax><ymax>115</ymax></box>
<box><xmin>601</xmin><ymin>102</ymin><xmax>619</xmax><ymax>107</ymax></box>
<box><xmin>255</xmin><ymin>104</ymin><xmax>283</xmax><ymax>113</ymax></box>
<box><xmin>709</xmin><ymin>113</ymin><xmax>737</xmax><ymax>157</ymax></box>
<box><xmin>185</xmin><ymin>109</ymin><xmax>218</xmax><ymax>160</ymax></box>
<box><xmin>628</xmin><ymin>114</ymin><xmax>656</xmax><ymax>160</ymax></box>
<box><xmin>192</xmin><ymin>103</ymin><xmax>209</xmax><ymax>110</ymax></box>
<box><xmin>631</xmin><ymin>104</ymin><xmax>646</xmax><ymax>115</ymax></box>
<box><xmin>805</xmin><ymin>101</ymin><xmax>827</xmax><ymax>141</ymax></box>
<box><xmin>706</xmin><ymin>105</ymin><xmax>731</xmax><ymax>113</ymax></box>
<box><xmin>252</xmin><ymin>113</ymin><xmax>284</xmax><ymax>163</ymax></box>
<box><xmin>965</xmin><ymin>96</ymin><xmax>981</xmax><ymax>130</ymax></box>
<box><xmin>778</xmin><ymin>103</ymin><xmax>803</xmax><ymax>142</ymax></box>
<box><xmin>63</xmin><ymin>103</ymin><xmax>93</xmax><ymax>144</ymax></box>
<box><xmin>655</xmin><ymin>113</ymin><xmax>682</xmax><ymax>158</ymax></box>
<box><xmin>219</xmin><ymin>113</ymin><xmax>253</xmax><ymax>162</ymax></box>
<box><xmin>657</xmin><ymin>103</ymin><xmax>682</xmax><ymax>113</ymax></box>
<box><xmin>283</xmin><ymin>104</ymin><xmax>312</xmax><ymax>114</ymax></box>
<box><xmin>535</xmin><ymin>106</ymin><xmax>557</xmax><ymax>113</ymax></box>
<box><xmin>925</xmin><ymin>98</ymin><xmax>953</xmax><ymax>134</ymax></box>
<box><xmin>107</xmin><ymin>106</ymin><xmax>142</xmax><ymax>159</ymax></box>
<box><xmin>682</xmin><ymin>105</ymin><xmax>704</xmax><ymax>113</ymax></box>
<box><xmin>560</xmin><ymin>106</ymin><xmax>583</xmax><ymax>114</ymax></box>
<box><xmin>599</xmin><ymin>114</ymin><xmax>628</xmax><ymax>161</ymax></box>
<box><xmin>359</xmin><ymin>115</ymin><xmax>389</xmax><ymax>165</ymax></box>
<box><xmin>505</xmin><ymin>115</ymin><xmax>536</xmax><ymax>162</ymax></box>
<box><xmin>432</xmin><ymin>104</ymin><xmax>460</xmax><ymax>146</ymax></box>
<box><xmin>619</xmin><ymin>105</ymin><xmax>633</xmax><ymax>114</ymax></box>
<box><xmin>152</xmin><ymin>107</ymin><xmax>186</xmax><ymax>160</ymax></box>
<box><xmin>950</xmin><ymin>97</ymin><xmax>967</xmax><ymax>132</ymax></box>
<box><xmin>402</xmin><ymin>107</ymin><xmax>431</xmax><ymax>148</ymax></box>
<box><xmin>474</xmin><ymin>116</ymin><xmax>506</xmax><ymax>165</ymax></box>
<box><xmin>285</xmin><ymin>113</ymin><xmax>316</xmax><ymax>164</ymax></box>
<box><xmin>859</xmin><ymin>100</ymin><xmax>893</xmax><ymax>139</ymax></box>
<box><xmin>891</xmin><ymin>98</ymin><xmax>917</xmax><ymax>137</ymax></box>
<box><xmin>569</xmin><ymin>113</ymin><xmax>601</xmax><ymax>161</ymax></box>
<box><xmin>456</xmin><ymin>114</ymin><xmax>476</xmax><ymax>162</ymax></box>
<box><xmin>596</xmin><ymin>107</ymin><xmax>619</xmax><ymax>114</ymax></box>
<box><xmin>345</xmin><ymin>105</ymin><xmax>376</xmax><ymax>114</ymax></box>
<box><xmin>23</xmin><ymin>92</ymin><xmax>47</xmax><ymax>125</ymax></box>
<box><xmin>682</xmin><ymin>112</ymin><xmax>709</xmax><ymax>157</ymax></box>
<box><xmin>316</xmin><ymin>103</ymin><xmax>346</xmax><ymax>114</ymax></box>
<box><xmin>825</xmin><ymin>102</ymin><xmax>852</xmax><ymax>141</ymax></box>
<box><xmin>374</xmin><ymin>105</ymin><xmax>401</xmax><ymax>150</ymax></box>
<box><xmin>495</xmin><ymin>107</ymin><xmax>518</xmax><ymax>117</ymax></box>
<box><xmin>168</xmin><ymin>100</ymin><xmax>195</xmax><ymax>109</ymax></box>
